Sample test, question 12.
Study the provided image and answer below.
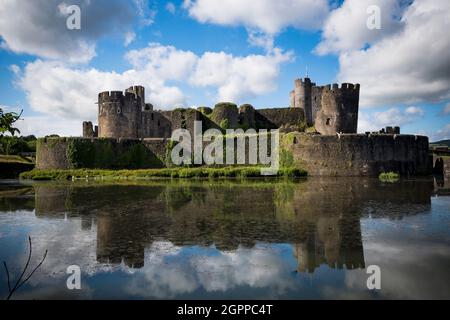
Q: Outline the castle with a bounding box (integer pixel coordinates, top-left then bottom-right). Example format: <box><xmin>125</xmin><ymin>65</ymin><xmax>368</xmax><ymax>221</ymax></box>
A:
<box><xmin>290</xmin><ymin>78</ymin><xmax>359</xmax><ymax>135</ymax></box>
<box><xmin>35</xmin><ymin>76</ymin><xmax>429</xmax><ymax>177</ymax></box>
<box><xmin>82</xmin><ymin>77</ymin><xmax>360</xmax><ymax>139</ymax></box>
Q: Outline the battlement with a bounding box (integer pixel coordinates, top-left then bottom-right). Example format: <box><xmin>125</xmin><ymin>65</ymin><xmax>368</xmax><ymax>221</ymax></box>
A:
<box><xmin>91</xmin><ymin>77</ymin><xmax>361</xmax><ymax>139</ymax></box>
<box><xmin>125</xmin><ymin>85</ymin><xmax>145</xmax><ymax>100</ymax></box>
<box><xmin>294</xmin><ymin>77</ymin><xmax>314</xmax><ymax>87</ymax></box>
<box><xmin>319</xmin><ymin>83</ymin><xmax>360</xmax><ymax>92</ymax></box>
<box><xmin>99</xmin><ymin>90</ymin><xmax>144</xmax><ymax>103</ymax></box>
<box><xmin>293</xmin><ymin>78</ymin><xmax>359</xmax><ymax>92</ymax></box>
<box><xmin>97</xmin><ymin>86</ymin><xmax>147</xmax><ymax>139</ymax></box>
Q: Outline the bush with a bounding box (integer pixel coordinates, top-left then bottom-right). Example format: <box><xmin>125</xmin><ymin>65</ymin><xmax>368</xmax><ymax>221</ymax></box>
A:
<box><xmin>379</xmin><ymin>171</ymin><xmax>400</xmax><ymax>182</ymax></box>
<box><xmin>0</xmin><ymin>136</ymin><xmax>36</xmax><ymax>155</ymax></box>
<box><xmin>214</xmin><ymin>102</ymin><xmax>238</xmax><ymax>109</ymax></box>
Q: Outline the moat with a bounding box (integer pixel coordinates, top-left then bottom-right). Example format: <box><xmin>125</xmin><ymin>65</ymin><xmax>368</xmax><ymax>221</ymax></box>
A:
<box><xmin>0</xmin><ymin>177</ymin><xmax>449</xmax><ymax>299</ymax></box>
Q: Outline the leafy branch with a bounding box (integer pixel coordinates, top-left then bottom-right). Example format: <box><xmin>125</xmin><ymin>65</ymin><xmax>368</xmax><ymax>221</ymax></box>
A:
<box><xmin>0</xmin><ymin>107</ymin><xmax>22</xmax><ymax>137</ymax></box>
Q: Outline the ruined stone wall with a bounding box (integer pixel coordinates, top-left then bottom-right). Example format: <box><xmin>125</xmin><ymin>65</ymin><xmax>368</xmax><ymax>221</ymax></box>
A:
<box><xmin>36</xmin><ymin>137</ymin><xmax>166</xmax><ymax>170</ymax></box>
<box><xmin>161</xmin><ymin>108</ymin><xmax>205</xmax><ymax>132</ymax></box>
<box><xmin>311</xmin><ymin>86</ymin><xmax>323</xmax><ymax>125</ymax></box>
<box><xmin>82</xmin><ymin>121</ymin><xmax>95</xmax><ymax>138</ymax></box>
<box><xmin>238</xmin><ymin>104</ymin><xmax>256</xmax><ymax>129</ymax></box>
<box><xmin>256</xmin><ymin>108</ymin><xmax>305</xmax><ymax>132</ymax></box>
<box><xmin>283</xmin><ymin>133</ymin><xmax>431</xmax><ymax>176</ymax></box>
<box><xmin>37</xmin><ymin>133</ymin><xmax>431</xmax><ymax>178</ymax></box>
<box><xmin>90</xmin><ymin>82</ymin><xmax>361</xmax><ymax>140</ymax></box>
<box><xmin>210</xmin><ymin>103</ymin><xmax>239</xmax><ymax>129</ymax></box>
<box><xmin>141</xmin><ymin>110</ymin><xmax>172</xmax><ymax>138</ymax></box>
<box><xmin>36</xmin><ymin>137</ymin><xmax>72</xmax><ymax>169</ymax></box>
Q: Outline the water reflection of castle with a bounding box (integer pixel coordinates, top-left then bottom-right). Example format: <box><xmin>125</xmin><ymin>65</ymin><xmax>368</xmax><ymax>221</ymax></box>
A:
<box><xmin>7</xmin><ymin>178</ymin><xmax>433</xmax><ymax>273</ymax></box>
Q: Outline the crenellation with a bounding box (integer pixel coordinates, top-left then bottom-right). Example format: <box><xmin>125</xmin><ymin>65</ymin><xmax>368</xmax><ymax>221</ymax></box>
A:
<box><xmin>88</xmin><ymin>77</ymin><xmax>360</xmax><ymax>139</ymax></box>
<box><xmin>87</xmin><ymin>78</ymin><xmax>362</xmax><ymax>139</ymax></box>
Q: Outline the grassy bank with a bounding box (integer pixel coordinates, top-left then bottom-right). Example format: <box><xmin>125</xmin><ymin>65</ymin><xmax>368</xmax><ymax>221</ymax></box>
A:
<box><xmin>20</xmin><ymin>166</ymin><xmax>307</xmax><ymax>181</ymax></box>
<box><xmin>0</xmin><ymin>154</ymin><xmax>33</xmax><ymax>164</ymax></box>
<box><xmin>0</xmin><ymin>155</ymin><xmax>35</xmax><ymax>178</ymax></box>
<box><xmin>379</xmin><ymin>171</ymin><xmax>400</xmax><ymax>182</ymax></box>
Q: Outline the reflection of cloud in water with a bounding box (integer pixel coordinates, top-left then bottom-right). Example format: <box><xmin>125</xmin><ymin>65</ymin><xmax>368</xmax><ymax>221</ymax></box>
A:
<box><xmin>321</xmin><ymin>240</ymin><xmax>450</xmax><ymax>299</ymax></box>
<box><xmin>1</xmin><ymin>211</ymin><xmax>298</xmax><ymax>299</ymax></box>
<box><xmin>125</xmin><ymin>242</ymin><xmax>297</xmax><ymax>299</ymax></box>
<box><xmin>0</xmin><ymin>211</ymin><xmax>100</xmax><ymax>299</ymax></box>
<box><xmin>1</xmin><ymin>179</ymin><xmax>448</xmax><ymax>299</ymax></box>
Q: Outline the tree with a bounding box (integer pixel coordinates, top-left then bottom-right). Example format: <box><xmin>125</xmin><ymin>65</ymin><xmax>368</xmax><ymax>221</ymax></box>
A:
<box><xmin>0</xmin><ymin>107</ymin><xmax>22</xmax><ymax>136</ymax></box>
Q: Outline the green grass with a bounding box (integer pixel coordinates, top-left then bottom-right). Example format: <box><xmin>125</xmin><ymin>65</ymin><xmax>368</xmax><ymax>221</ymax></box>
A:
<box><xmin>379</xmin><ymin>171</ymin><xmax>400</xmax><ymax>182</ymax></box>
<box><xmin>0</xmin><ymin>154</ymin><xmax>33</xmax><ymax>164</ymax></box>
<box><xmin>20</xmin><ymin>166</ymin><xmax>307</xmax><ymax>181</ymax></box>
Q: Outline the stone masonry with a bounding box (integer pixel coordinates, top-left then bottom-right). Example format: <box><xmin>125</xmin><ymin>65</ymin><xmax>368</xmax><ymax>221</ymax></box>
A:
<box><xmin>83</xmin><ymin>78</ymin><xmax>359</xmax><ymax>139</ymax></box>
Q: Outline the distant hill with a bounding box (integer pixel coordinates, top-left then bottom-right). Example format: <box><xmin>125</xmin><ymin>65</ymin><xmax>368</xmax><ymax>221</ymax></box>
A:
<box><xmin>431</xmin><ymin>139</ymin><xmax>450</xmax><ymax>147</ymax></box>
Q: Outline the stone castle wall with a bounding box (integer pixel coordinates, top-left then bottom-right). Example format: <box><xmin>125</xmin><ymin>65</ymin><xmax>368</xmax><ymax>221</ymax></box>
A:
<box><xmin>257</xmin><ymin>108</ymin><xmax>305</xmax><ymax>131</ymax></box>
<box><xmin>89</xmin><ymin>86</ymin><xmax>307</xmax><ymax>140</ymax></box>
<box><xmin>36</xmin><ymin>134</ymin><xmax>432</xmax><ymax>177</ymax></box>
<box><xmin>36</xmin><ymin>137</ymin><xmax>167</xmax><ymax>170</ymax></box>
<box><xmin>85</xmin><ymin>79</ymin><xmax>361</xmax><ymax>140</ymax></box>
<box><xmin>282</xmin><ymin>133</ymin><xmax>431</xmax><ymax>176</ymax></box>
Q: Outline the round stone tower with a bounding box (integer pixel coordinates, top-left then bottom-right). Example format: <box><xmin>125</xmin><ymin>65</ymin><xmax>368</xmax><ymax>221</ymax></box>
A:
<box><xmin>293</xmin><ymin>78</ymin><xmax>313</xmax><ymax>125</ymax></box>
<box><xmin>98</xmin><ymin>89</ymin><xmax>142</xmax><ymax>138</ymax></box>
<box><xmin>315</xmin><ymin>83</ymin><xmax>360</xmax><ymax>135</ymax></box>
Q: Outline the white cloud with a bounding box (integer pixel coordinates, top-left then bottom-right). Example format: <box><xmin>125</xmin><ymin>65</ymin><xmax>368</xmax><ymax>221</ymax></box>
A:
<box><xmin>358</xmin><ymin>106</ymin><xmax>425</xmax><ymax>133</ymax></box>
<box><xmin>8</xmin><ymin>64</ymin><xmax>20</xmax><ymax>75</ymax></box>
<box><xmin>0</xmin><ymin>104</ymin><xmax>19</xmax><ymax>112</ymax></box>
<box><xmin>15</xmin><ymin>114</ymin><xmax>82</xmax><ymax>137</ymax></box>
<box><xmin>125</xmin><ymin>43</ymin><xmax>198</xmax><ymax>80</ymax></box>
<box><xmin>183</xmin><ymin>0</ymin><xmax>329</xmax><ymax>34</ymax></box>
<box><xmin>322</xmin><ymin>0</ymin><xmax>450</xmax><ymax>107</ymax></box>
<box><xmin>247</xmin><ymin>30</ymin><xmax>275</xmax><ymax>51</ymax></box>
<box><xmin>0</xmin><ymin>0</ymin><xmax>146</xmax><ymax>63</ymax></box>
<box><xmin>134</xmin><ymin>0</ymin><xmax>157</xmax><ymax>26</ymax></box>
<box><xmin>315</xmin><ymin>0</ymin><xmax>405</xmax><ymax>55</ymax></box>
<box><xmin>15</xmin><ymin>43</ymin><xmax>292</xmax><ymax>135</ymax></box>
<box><xmin>124</xmin><ymin>32</ymin><xmax>136</xmax><ymax>47</ymax></box>
<box><xmin>404</xmin><ymin>106</ymin><xmax>425</xmax><ymax>117</ymax></box>
<box><xmin>16</xmin><ymin>58</ymin><xmax>187</xmax><ymax>123</ymax></box>
<box><xmin>190</xmin><ymin>48</ymin><xmax>293</xmax><ymax>101</ymax></box>
<box><xmin>166</xmin><ymin>2</ymin><xmax>176</xmax><ymax>14</ymax></box>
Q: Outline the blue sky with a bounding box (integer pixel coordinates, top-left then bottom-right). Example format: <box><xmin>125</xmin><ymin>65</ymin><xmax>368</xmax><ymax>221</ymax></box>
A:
<box><xmin>0</xmin><ymin>0</ymin><xmax>449</xmax><ymax>141</ymax></box>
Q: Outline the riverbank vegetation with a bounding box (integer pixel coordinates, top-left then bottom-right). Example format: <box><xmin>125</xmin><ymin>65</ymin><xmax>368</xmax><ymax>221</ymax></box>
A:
<box><xmin>0</xmin><ymin>135</ymin><xmax>36</xmax><ymax>155</ymax></box>
<box><xmin>20</xmin><ymin>166</ymin><xmax>307</xmax><ymax>181</ymax></box>
<box><xmin>379</xmin><ymin>171</ymin><xmax>400</xmax><ymax>182</ymax></box>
